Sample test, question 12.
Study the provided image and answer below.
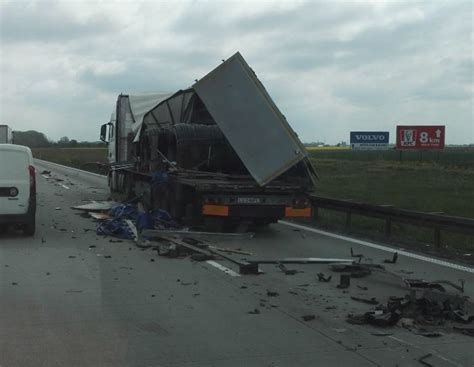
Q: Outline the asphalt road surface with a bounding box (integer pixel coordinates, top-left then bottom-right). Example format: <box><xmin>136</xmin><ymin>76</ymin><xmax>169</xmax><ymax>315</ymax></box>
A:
<box><xmin>1</xmin><ymin>159</ymin><xmax>473</xmax><ymax>367</ymax></box>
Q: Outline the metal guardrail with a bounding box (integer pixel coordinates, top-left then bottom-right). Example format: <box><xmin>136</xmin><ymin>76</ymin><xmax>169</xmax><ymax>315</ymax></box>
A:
<box><xmin>309</xmin><ymin>195</ymin><xmax>474</xmax><ymax>247</ymax></box>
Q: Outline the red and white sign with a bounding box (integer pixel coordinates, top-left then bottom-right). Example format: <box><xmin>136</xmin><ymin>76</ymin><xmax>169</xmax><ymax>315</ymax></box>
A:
<box><xmin>396</xmin><ymin>125</ymin><xmax>445</xmax><ymax>150</ymax></box>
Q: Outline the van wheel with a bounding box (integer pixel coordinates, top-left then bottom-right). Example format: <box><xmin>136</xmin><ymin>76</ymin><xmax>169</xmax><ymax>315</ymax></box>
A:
<box><xmin>24</xmin><ymin>217</ymin><xmax>35</xmax><ymax>236</ymax></box>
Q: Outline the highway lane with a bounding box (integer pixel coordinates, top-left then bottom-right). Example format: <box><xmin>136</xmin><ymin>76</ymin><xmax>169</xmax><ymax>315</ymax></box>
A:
<box><xmin>0</xmin><ymin>159</ymin><xmax>472</xmax><ymax>367</ymax></box>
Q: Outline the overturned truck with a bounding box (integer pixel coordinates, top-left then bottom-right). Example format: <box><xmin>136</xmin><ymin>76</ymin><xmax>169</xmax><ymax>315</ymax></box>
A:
<box><xmin>100</xmin><ymin>52</ymin><xmax>317</xmax><ymax>229</ymax></box>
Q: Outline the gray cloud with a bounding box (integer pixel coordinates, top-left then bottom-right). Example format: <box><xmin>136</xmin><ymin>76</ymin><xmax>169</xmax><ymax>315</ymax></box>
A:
<box><xmin>0</xmin><ymin>0</ymin><xmax>472</xmax><ymax>144</ymax></box>
<box><xmin>0</xmin><ymin>0</ymin><xmax>119</xmax><ymax>43</ymax></box>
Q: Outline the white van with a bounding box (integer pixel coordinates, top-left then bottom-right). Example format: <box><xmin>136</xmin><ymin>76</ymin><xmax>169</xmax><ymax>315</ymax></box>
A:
<box><xmin>0</xmin><ymin>144</ymin><xmax>36</xmax><ymax>235</ymax></box>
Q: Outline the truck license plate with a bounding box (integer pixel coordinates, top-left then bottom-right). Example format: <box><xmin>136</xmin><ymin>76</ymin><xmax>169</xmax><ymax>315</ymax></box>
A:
<box><xmin>237</xmin><ymin>197</ymin><xmax>261</xmax><ymax>204</ymax></box>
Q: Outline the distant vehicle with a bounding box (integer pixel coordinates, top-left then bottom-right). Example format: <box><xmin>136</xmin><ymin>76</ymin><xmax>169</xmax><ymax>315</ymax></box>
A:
<box><xmin>0</xmin><ymin>144</ymin><xmax>36</xmax><ymax>235</ymax></box>
<box><xmin>0</xmin><ymin>125</ymin><xmax>13</xmax><ymax>144</ymax></box>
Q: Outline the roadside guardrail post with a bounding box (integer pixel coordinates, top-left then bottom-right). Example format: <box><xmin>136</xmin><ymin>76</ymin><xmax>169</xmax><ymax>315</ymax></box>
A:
<box><xmin>309</xmin><ymin>194</ymin><xmax>474</xmax><ymax>250</ymax></box>
<box><xmin>434</xmin><ymin>227</ymin><xmax>441</xmax><ymax>248</ymax></box>
<box><xmin>312</xmin><ymin>207</ymin><xmax>319</xmax><ymax>221</ymax></box>
<box><xmin>385</xmin><ymin>218</ymin><xmax>391</xmax><ymax>238</ymax></box>
<box><xmin>345</xmin><ymin>212</ymin><xmax>351</xmax><ymax>232</ymax></box>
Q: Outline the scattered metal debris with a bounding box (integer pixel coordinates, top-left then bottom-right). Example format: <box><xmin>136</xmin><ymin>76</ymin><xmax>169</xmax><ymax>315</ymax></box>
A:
<box><xmin>347</xmin><ymin>290</ymin><xmax>473</xmax><ymax>334</ymax></box>
<box><xmin>317</xmin><ymin>273</ymin><xmax>332</xmax><ymax>282</ymax></box>
<box><xmin>267</xmin><ymin>290</ymin><xmax>279</xmax><ymax>297</ymax></box>
<box><xmin>337</xmin><ymin>274</ymin><xmax>351</xmax><ymax>289</ymax></box>
<box><xmin>248</xmin><ymin>309</ymin><xmax>260</xmax><ymax>315</ymax></box>
<box><xmin>330</xmin><ymin>264</ymin><xmax>373</xmax><ymax>278</ymax></box>
<box><xmin>405</xmin><ymin>279</ymin><xmax>465</xmax><ymax>293</ymax></box>
<box><xmin>371</xmin><ymin>332</ymin><xmax>393</xmax><ymax>336</ymax></box>
<box><xmin>208</xmin><ymin>245</ymin><xmax>253</xmax><ymax>256</ymax></box>
<box><xmin>453</xmin><ymin>326</ymin><xmax>474</xmax><ymax>337</ymax></box>
<box><xmin>190</xmin><ymin>253</ymin><xmax>214</xmax><ymax>262</ymax></box>
<box><xmin>302</xmin><ymin>315</ymin><xmax>315</xmax><ymax>321</ymax></box>
<box><xmin>415</xmin><ymin>331</ymin><xmax>443</xmax><ymax>338</ymax></box>
<box><xmin>247</xmin><ymin>258</ymin><xmax>353</xmax><ymax>265</ymax></box>
<box><xmin>418</xmin><ymin>353</ymin><xmax>433</xmax><ymax>367</ymax></box>
<box><xmin>278</xmin><ymin>263</ymin><xmax>298</xmax><ymax>275</ymax></box>
<box><xmin>350</xmin><ymin>247</ymin><xmax>364</xmax><ymax>259</ymax></box>
<box><xmin>89</xmin><ymin>212</ymin><xmax>112</xmax><ymax>220</ymax></box>
<box><xmin>142</xmin><ymin>229</ymin><xmax>255</xmax><ymax>241</ymax></box>
<box><xmin>383</xmin><ymin>252</ymin><xmax>398</xmax><ymax>264</ymax></box>
<box><xmin>72</xmin><ymin>201</ymin><xmax>118</xmax><ymax>212</ymax></box>
<box><xmin>351</xmin><ymin>296</ymin><xmax>378</xmax><ymax>305</ymax></box>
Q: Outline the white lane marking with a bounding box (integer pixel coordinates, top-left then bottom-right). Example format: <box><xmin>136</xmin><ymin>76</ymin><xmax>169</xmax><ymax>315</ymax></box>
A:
<box><xmin>34</xmin><ymin>159</ymin><xmax>107</xmax><ymax>179</ymax></box>
<box><xmin>279</xmin><ymin>220</ymin><xmax>474</xmax><ymax>274</ymax></box>
<box><xmin>60</xmin><ymin>184</ymin><xmax>70</xmax><ymax>190</ymax></box>
<box><xmin>206</xmin><ymin>260</ymin><xmax>240</xmax><ymax>277</ymax></box>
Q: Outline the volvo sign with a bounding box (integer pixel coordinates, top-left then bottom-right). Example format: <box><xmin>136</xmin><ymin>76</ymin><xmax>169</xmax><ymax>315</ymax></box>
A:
<box><xmin>350</xmin><ymin>131</ymin><xmax>389</xmax><ymax>150</ymax></box>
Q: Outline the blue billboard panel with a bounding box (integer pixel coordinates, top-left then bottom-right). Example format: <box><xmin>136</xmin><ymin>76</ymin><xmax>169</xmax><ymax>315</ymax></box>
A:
<box><xmin>350</xmin><ymin>131</ymin><xmax>389</xmax><ymax>150</ymax></box>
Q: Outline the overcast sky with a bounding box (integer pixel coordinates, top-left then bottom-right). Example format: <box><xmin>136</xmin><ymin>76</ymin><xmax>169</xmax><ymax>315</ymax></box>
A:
<box><xmin>0</xmin><ymin>0</ymin><xmax>472</xmax><ymax>144</ymax></box>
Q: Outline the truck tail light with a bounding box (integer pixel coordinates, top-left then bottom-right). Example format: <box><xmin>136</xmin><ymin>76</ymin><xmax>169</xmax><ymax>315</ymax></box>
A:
<box><xmin>29</xmin><ymin>165</ymin><xmax>36</xmax><ymax>194</ymax></box>
<box><xmin>285</xmin><ymin>207</ymin><xmax>312</xmax><ymax>218</ymax></box>
<box><xmin>202</xmin><ymin>204</ymin><xmax>229</xmax><ymax>217</ymax></box>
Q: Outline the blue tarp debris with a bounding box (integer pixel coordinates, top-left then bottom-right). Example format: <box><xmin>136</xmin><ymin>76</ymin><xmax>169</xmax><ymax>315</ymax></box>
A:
<box><xmin>96</xmin><ymin>202</ymin><xmax>176</xmax><ymax>239</ymax></box>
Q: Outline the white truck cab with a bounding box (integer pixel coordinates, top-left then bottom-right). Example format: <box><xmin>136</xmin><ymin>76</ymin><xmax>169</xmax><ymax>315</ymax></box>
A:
<box><xmin>0</xmin><ymin>144</ymin><xmax>36</xmax><ymax>235</ymax></box>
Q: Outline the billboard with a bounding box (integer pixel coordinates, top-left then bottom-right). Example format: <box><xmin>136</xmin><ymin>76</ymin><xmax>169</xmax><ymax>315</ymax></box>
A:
<box><xmin>350</xmin><ymin>131</ymin><xmax>389</xmax><ymax>150</ymax></box>
<box><xmin>396</xmin><ymin>125</ymin><xmax>445</xmax><ymax>150</ymax></box>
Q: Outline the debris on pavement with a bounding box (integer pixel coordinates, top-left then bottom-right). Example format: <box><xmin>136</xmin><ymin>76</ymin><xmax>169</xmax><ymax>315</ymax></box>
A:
<box><xmin>337</xmin><ymin>274</ymin><xmax>351</xmax><ymax>289</ymax></box>
<box><xmin>248</xmin><ymin>308</ymin><xmax>260</xmax><ymax>315</ymax></box>
<box><xmin>247</xmin><ymin>258</ymin><xmax>354</xmax><ymax>265</ymax></box>
<box><xmin>266</xmin><ymin>290</ymin><xmax>279</xmax><ymax>297</ymax></box>
<box><xmin>453</xmin><ymin>326</ymin><xmax>474</xmax><ymax>336</ymax></box>
<box><xmin>317</xmin><ymin>272</ymin><xmax>332</xmax><ymax>282</ymax></box>
<box><xmin>350</xmin><ymin>247</ymin><xmax>364</xmax><ymax>259</ymax></box>
<box><xmin>190</xmin><ymin>253</ymin><xmax>214</xmax><ymax>262</ymax></box>
<box><xmin>72</xmin><ymin>201</ymin><xmax>118</xmax><ymax>212</ymax></box>
<box><xmin>207</xmin><ymin>245</ymin><xmax>253</xmax><ymax>256</ymax></box>
<box><xmin>405</xmin><ymin>279</ymin><xmax>465</xmax><ymax>293</ymax></box>
<box><xmin>371</xmin><ymin>332</ymin><xmax>393</xmax><ymax>336</ymax></box>
<box><xmin>302</xmin><ymin>315</ymin><xmax>316</xmax><ymax>321</ymax></box>
<box><xmin>346</xmin><ymin>289</ymin><xmax>474</xmax><ymax>336</ymax></box>
<box><xmin>142</xmin><ymin>229</ymin><xmax>254</xmax><ymax>241</ymax></box>
<box><xmin>330</xmin><ymin>263</ymin><xmax>373</xmax><ymax>278</ymax></box>
<box><xmin>351</xmin><ymin>296</ymin><xmax>379</xmax><ymax>305</ymax></box>
<box><xmin>383</xmin><ymin>252</ymin><xmax>398</xmax><ymax>264</ymax></box>
<box><xmin>278</xmin><ymin>263</ymin><xmax>298</xmax><ymax>275</ymax></box>
<box><xmin>418</xmin><ymin>353</ymin><xmax>434</xmax><ymax>367</ymax></box>
<box><xmin>89</xmin><ymin>212</ymin><xmax>112</xmax><ymax>221</ymax></box>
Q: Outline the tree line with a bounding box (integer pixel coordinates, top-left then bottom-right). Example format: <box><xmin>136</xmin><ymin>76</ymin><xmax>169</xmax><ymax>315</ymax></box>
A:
<box><xmin>12</xmin><ymin>130</ymin><xmax>105</xmax><ymax>148</ymax></box>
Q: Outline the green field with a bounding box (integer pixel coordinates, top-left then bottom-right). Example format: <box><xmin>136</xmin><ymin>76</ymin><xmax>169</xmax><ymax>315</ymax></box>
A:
<box><xmin>307</xmin><ymin>147</ymin><xmax>474</xmax><ymax>168</ymax></box>
<box><xmin>309</xmin><ymin>152</ymin><xmax>474</xmax><ymax>256</ymax></box>
<box><xmin>33</xmin><ymin>148</ymin><xmax>108</xmax><ymax>174</ymax></box>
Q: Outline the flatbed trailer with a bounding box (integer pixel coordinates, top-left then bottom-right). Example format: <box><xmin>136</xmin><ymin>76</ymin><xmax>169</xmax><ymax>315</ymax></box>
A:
<box><xmin>100</xmin><ymin>52</ymin><xmax>316</xmax><ymax>229</ymax></box>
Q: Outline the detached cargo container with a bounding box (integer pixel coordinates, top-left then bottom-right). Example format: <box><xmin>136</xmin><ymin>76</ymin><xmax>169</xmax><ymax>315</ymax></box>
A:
<box><xmin>0</xmin><ymin>125</ymin><xmax>13</xmax><ymax>144</ymax></box>
<box><xmin>100</xmin><ymin>52</ymin><xmax>317</xmax><ymax>229</ymax></box>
